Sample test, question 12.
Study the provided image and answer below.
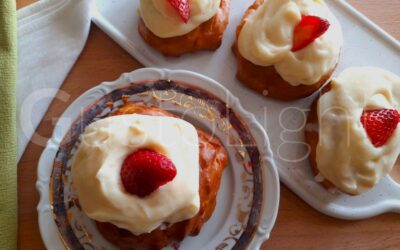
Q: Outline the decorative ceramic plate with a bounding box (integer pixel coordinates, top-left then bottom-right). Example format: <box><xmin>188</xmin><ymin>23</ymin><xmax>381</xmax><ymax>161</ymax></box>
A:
<box><xmin>37</xmin><ymin>68</ymin><xmax>280</xmax><ymax>249</ymax></box>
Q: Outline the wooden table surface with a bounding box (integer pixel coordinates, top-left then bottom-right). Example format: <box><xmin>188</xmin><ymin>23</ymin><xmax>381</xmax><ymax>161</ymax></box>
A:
<box><xmin>17</xmin><ymin>0</ymin><xmax>400</xmax><ymax>249</ymax></box>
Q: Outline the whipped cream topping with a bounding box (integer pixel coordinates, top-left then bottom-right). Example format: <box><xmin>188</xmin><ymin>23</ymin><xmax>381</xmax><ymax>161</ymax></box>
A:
<box><xmin>71</xmin><ymin>114</ymin><xmax>200</xmax><ymax>235</ymax></box>
<box><xmin>238</xmin><ymin>0</ymin><xmax>343</xmax><ymax>86</ymax></box>
<box><xmin>317</xmin><ymin>67</ymin><xmax>400</xmax><ymax>195</ymax></box>
<box><xmin>139</xmin><ymin>0</ymin><xmax>221</xmax><ymax>38</ymax></box>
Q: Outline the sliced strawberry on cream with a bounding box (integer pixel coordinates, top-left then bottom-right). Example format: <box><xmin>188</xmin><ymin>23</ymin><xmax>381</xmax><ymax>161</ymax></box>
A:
<box><xmin>167</xmin><ymin>0</ymin><xmax>190</xmax><ymax>23</ymax></box>
<box><xmin>139</xmin><ymin>0</ymin><xmax>221</xmax><ymax>38</ymax></box>
<box><xmin>292</xmin><ymin>15</ymin><xmax>330</xmax><ymax>52</ymax></box>
<box><xmin>71</xmin><ymin>114</ymin><xmax>200</xmax><ymax>235</ymax></box>
<box><xmin>360</xmin><ymin>109</ymin><xmax>400</xmax><ymax>147</ymax></box>
<box><xmin>237</xmin><ymin>0</ymin><xmax>342</xmax><ymax>86</ymax></box>
<box><xmin>316</xmin><ymin>67</ymin><xmax>400</xmax><ymax>195</ymax></box>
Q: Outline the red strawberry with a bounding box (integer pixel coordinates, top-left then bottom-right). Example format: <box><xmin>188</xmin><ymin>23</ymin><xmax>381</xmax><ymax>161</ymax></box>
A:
<box><xmin>167</xmin><ymin>0</ymin><xmax>190</xmax><ymax>23</ymax></box>
<box><xmin>292</xmin><ymin>15</ymin><xmax>330</xmax><ymax>52</ymax></box>
<box><xmin>360</xmin><ymin>109</ymin><xmax>400</xmax><ymax>147</ymax></box>
<box><xmin>121</xmin><ymin>149</ymin><xmax>177</xmax><ymax>197</ymax></box>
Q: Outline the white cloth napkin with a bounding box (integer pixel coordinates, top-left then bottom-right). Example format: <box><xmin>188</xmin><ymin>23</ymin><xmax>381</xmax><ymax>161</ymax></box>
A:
<box><xmin>17</xmin><ymin>0</ymin><xmax>92</xmax><ymax>161</ymax></box>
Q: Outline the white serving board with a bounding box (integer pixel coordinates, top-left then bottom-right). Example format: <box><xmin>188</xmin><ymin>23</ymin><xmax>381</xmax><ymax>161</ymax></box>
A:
<box><xmin>92</xmin><ymin>0</ymin><xmax>400</xmax><ymax>219</ymax></box>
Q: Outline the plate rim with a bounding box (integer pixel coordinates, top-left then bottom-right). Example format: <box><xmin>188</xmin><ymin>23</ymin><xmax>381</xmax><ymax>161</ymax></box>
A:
<box><xmin>37</xmin><ymin>68</ymin><xmax>280</xmax><ymax>250</ymax></box>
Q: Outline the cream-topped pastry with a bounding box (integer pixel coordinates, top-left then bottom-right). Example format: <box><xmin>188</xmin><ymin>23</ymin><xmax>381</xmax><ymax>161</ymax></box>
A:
<box><xmin>317</xmin><ymin>67</ymin><xmax>400</xmax><ymax>195</ymax></box>
<box><xmin>237</xmin><ymin>0</ymin><xmax>343</xmax><ymax>86</ymax></box>
<box><xmin>139</xmin><ymin>0</ymin><xmax>221</xmax><ymax>38</ymax></box>
<box><xmin>71</xmin><ymin>114</ymin><xmax>200</xmax><ymax>235</ymax></box>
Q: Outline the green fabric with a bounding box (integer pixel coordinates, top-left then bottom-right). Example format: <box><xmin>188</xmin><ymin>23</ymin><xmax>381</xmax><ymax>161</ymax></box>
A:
<box><xmin>0</xmin><ymin>0</ymin><xmax>17</xmax><ymax>249</ymax></box>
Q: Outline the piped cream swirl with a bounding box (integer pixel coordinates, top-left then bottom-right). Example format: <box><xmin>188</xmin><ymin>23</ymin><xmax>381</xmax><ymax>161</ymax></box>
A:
<box><xmin>71</xmin><ymin>114</ymin><xmax>200</xmax><ymax>235</ymax></box>
<box><xmin>139</xmin><ymin>0</ymin><xmax>221</xmax><ymax>38</ymax></box>
<box><xmin>317</xmin><ymin>67</ymin><xmax>400</xmax><ymax>195</ymax></box>
<box><xmin>238</xmin><ymin>0</ymin><xmax>343</xmax><ymax>86</ymax></box>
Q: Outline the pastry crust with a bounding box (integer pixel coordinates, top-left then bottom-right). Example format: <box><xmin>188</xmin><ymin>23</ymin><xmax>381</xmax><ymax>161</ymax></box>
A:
<box><xmin>138</xmin><ymin>0</ymin><xmax>230</xmax><ymax>57</ymax></box>
<box><xmin>96</xmin><ymin>102</ymin><xmax>229</xmax><ymax>249</ymax></box>
<box><xmin>232</xmin><ymin>0</ymin><xmax>336</xmax><ymax>101</ymax></box>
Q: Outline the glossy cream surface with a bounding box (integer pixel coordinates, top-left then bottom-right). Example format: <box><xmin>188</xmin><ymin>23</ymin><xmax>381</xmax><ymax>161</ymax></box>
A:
<box><xmin>139</xmin><ymin>0</ymin><xmax>221</xmax><ymax>38</ymax></box>
<box><xmin>72</xmin><ymin>114</ymin><xmax>200</xmax><ymax>235</ymax></box>
<box><xmin>317</xmin><ymin>67</ymin><xmax>400</xmax><ymax>195</ymax></box>
<box><xmin>238</xmin><ymin>0</ymin><xmax>343</xmax><ymax>86</ymax></box>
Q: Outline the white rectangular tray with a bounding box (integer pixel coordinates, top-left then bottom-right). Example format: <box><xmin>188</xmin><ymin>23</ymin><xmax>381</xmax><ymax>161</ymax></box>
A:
<box><xmin>92</xmin><ymin>0</ymin><xmax>400</xmax><ymax>220</ymax></box>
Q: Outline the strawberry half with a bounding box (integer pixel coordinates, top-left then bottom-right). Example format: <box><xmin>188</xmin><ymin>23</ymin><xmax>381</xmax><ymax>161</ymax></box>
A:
<box><xmin>292</xmin><ymin>15</ymin><xmax>330</xmax><ymax>52</ymax></box>
<box><xmin>121</xmin><ymin>149</ymin><xmax>177</xmax><ymax>197</ymax></box>
<box><xmin>360</xmin><ymin>109</ymin><xmax>400</xmax><ymax>147</ymax></box>
<box><xmin>167</xmin><ymin>0</ymin><xmax>190</xmax><ymax>23</ymax></box>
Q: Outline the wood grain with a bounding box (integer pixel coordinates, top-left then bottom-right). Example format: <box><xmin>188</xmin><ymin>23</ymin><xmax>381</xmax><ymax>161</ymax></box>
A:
<box><xmin>16</xmin><ymin>0</ymin><xmax>400</xmax><ymax>249</ymax></box>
